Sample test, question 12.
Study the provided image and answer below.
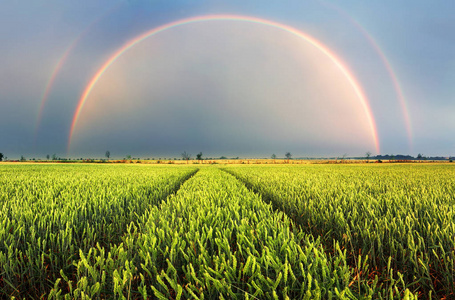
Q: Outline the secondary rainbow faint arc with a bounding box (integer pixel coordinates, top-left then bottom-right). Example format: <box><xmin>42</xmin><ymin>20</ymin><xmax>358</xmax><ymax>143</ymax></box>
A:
<box><xmin>349</xmin><ymin>22</ymin><xmax>413</xmax><ymax>149</ymax></box>
<box><xmin>36</xmin><ymin>1</ymin><xmax>123</xmax><ymax>134</ymax></box>
<box><xmin>320</xmin><ymin>1</ymin><xmax>412</xmax><ymax>150</ymax></box>
<box><xmin>68</xmin><ymin>14</ymin><xmax>380</xmax><ymax>153</ymax></box>
<box><xmin>37</xmin><ymin>48</ymin><xmax>73</xmax><ymax>130</ymax></box>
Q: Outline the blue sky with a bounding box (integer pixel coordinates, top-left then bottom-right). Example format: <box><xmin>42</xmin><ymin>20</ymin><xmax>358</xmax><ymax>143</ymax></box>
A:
<box><xmin>1</xmin><ymin>0</ymin><xmax>454</xmax><ymax>159</ymax></box>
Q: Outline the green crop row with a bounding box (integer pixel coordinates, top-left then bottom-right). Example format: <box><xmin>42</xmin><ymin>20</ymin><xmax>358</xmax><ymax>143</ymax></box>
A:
<box><xmin>224</xmin><ymin>164</ymin><xmax>455</xmax><ymax>298</ymax></box>
<box><xmin>1</xmin><ymin>164</ymin><xmax>432</xmax><ymax>298</ymax></box>
<box><xmin>0</xmin><ymin>164</ymin><xmax>197</xmax><ymax>298</ymax></box>
<box><xmin>48</xmin><ymin>168</ymin><xmax>414</xmax><ymax>299</ymax></box>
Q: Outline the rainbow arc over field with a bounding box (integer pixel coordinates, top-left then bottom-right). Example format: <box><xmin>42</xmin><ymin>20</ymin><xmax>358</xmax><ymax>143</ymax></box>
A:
<box><xmin>67</xmin><ymin>14</ymin><xmax>381</xmax><ymax>154</ymax></box>
<box><xmin>35</xmin><ymin>2</ymin><xmax>123</xmax><ymax>134</ymax></box>
<box><xmin>350</xmin><ymin>23</ymin><xmax>412</xmax><ymax>147</ymax></box>
<box><xmin>321</xmin><ymin>1</ymin><xmax>413</xmax><ymax>150</ymax></box>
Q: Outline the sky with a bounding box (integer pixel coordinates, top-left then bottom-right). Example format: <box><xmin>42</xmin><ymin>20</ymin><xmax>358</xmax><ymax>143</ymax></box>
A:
<box><xmin>1</xmin><ymin>0</ymin><xmax>454</xmax><ymax>159</ymax></box>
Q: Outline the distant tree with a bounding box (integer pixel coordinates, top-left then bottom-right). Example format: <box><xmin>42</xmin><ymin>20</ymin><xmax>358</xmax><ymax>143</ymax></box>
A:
<box><xmin>182</xmin><ymin>151</ymin><xmax>191</xmax><ymax>164</ymax></box>
<box><xmin>417</xmin><ymin>153</ymin><xmax>423</xmax><ymax>161</ymax></box>
<box><xmin>105</xmin><ymin>150</ymin><xmax>110</xmax><ymax>160</ymax></box>
<box><xmin>126</xmin><ymin>155</ymin><xmax>131</xmax><ymax>160</ymax></box>
<box><xmin>196</xmin><ymin>152</ymin><xmax>203</xmax><ymax>160</ymax></box>
<box><xmin>341</xmin><ymin>153</ymin><xmax>347</xmax><ymax>163</ymax></box>
<box><xmin>365</xmin><ymin>151</ymin><xmax>371</xmax><ymax>163</ymax></box>
<box><xmin>46</xmin><ymin>154</ymin><xmax>50</xmax><ymax>160</ymax></box>
<box><xmin>271</xmin><ymin>154</ymin><xmax>276</xmax><ymax>163</ymax></box>
<box><xmin>52</xmin><ymin>154</ymin><xmax>57</xmax><ymax>161</ymax></box>
<box><xmin>20</xmin><ymin>155</ymin><xmax>26</xmax><ymax>162</ymax></box>
<box><xmin>0</xmin><ymin>153</ymin><xmax>3</xmax><ymax>161</ymax></box>
<box><xmin>285</xmin><ymin>152</ymin><xmax>292</xmax><ymax>163</ymax></box>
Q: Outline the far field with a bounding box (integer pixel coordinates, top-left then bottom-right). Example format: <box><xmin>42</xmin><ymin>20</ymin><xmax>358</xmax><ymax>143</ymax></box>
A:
<box><xmin>0</xmin><ymin>163</ymin><xmax>454</xmax><ymax>299</ymax></box>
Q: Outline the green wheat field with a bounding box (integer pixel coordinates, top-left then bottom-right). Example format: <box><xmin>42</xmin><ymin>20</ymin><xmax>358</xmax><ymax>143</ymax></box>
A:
<box><xmin>1</xmin><ymin>164</ymin><xmax>454</xmax><ymax>299</ymax></box>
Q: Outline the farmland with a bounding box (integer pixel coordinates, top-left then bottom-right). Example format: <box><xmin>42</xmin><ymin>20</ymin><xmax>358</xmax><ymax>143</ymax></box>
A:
<box><xmin>0</xmin><ymin>164</ymin><xmax>453</xmax><ymax>299</ymax></box>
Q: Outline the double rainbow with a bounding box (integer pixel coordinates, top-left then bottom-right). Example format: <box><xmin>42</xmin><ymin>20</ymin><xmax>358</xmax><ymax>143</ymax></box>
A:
<box><xmin>322</xmin><ymin>1</ymin><xmax>412</xmax><ymax>150</ymax></box>
<box><xmin>36</xmin><ymin>2</ymin><xmax>124</xmax><ymax>134</ymax></box>
<box><xmin>67</xmin><ymin>14</ymin><xmax>380</xmax><ymax>153</ymax></box>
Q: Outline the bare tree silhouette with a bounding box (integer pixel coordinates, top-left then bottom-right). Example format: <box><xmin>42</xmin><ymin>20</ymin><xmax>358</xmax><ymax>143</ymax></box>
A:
<box><xmin>182</xmin><ymin>151</ymin><xmax>191</xmax><ymax>164</ymax></box>
<box><xmin>365</xmin><ymin>151</ymin><xmax>371</xmax><ymax>163</ymax></box>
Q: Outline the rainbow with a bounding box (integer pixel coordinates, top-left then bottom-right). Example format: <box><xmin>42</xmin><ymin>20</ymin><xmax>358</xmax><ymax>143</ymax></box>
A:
<box><xmin>35</xmin><ymin>2</ymin><xmax>123</xmax><ymax>134</ymax></box>
<box><xmin>321</xmin><ymin>1</ymin><xmax>412</xmax><ymax>150</ymax></box>
<box><xmin>68</xmin><ymin>14</ymin><xmax>380</xmax><ymax>154</ymax></box>
<box><xmin>36</xmin><ymin>43</ymin><xmax>75</xmax><ymax>133</ymax></box>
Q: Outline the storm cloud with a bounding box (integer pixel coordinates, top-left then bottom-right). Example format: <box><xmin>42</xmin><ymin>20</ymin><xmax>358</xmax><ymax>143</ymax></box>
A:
<box><xmin>1</xmin><ymin>0</ymin><xmax>454</xmax><ymax>159</ymax></box>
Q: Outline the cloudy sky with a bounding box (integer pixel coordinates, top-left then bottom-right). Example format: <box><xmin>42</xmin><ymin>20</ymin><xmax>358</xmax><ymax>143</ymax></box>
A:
<box><xmin>1</xmin><ymin>0</ymin><xmax>454</xmax><ymax>159</ymax></box>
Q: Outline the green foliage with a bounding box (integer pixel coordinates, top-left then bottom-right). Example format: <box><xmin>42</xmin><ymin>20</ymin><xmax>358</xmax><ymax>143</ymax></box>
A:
<box><xmin>3</xmin><ymin>163</ymin><xmax>451</xmax><ymax>298</ymax></box>
<box><xmin>0</xmin><ymin>164</ymin><xmax>197</xmax><ymax>298</ymax></box>
<box><xmin>49</xmin><ymin>168</ymin><xmax>362</xmax><ymax>299</ymax></box>
<box><xmin>225</xmin><ymin>164</ymin><xmax>455</xmax><ymax>298</ymax></box>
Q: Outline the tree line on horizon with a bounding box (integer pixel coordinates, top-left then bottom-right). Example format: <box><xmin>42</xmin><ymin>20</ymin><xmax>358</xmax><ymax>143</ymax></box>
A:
<box><xmin>0</xmin><ymin>151</ymin><xmax>453</xmax><ymax>162</ymax></box>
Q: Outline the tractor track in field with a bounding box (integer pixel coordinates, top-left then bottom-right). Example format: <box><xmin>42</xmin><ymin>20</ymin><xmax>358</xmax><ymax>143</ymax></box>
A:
<box><xmin>221</xmin><ymin>168</ymin><xmax>303</xmax><ymax>234</ymax></box>
<box><xmin>147</xmin><ymin>167</ymin><xmax>200</xmax><ymax>207</ymax></box>
<box><xmin>114</xmin><ymin>167</ymin><xmax>200</xmax><ymax>243</ymax></box>
<box><xmin>220</xmin><ymin>167</ymin><xmax>437</xmax><ymax>298</ymax></box>
<box><xmin>44</xmin><ymin>168</ymin><xmax>201</xmax><ymax>299</ymax></box>
<box><xmin>220</xmin><ymin>168</ymin><xmax>373</xmax><ymax>291</ymax></box>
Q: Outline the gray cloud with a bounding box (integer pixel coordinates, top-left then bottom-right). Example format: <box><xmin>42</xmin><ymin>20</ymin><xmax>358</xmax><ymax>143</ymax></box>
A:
<box><xmin>1</xmin><ymin>0</ymin><xmax>455</xmax><ymax>158</ymax></box>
